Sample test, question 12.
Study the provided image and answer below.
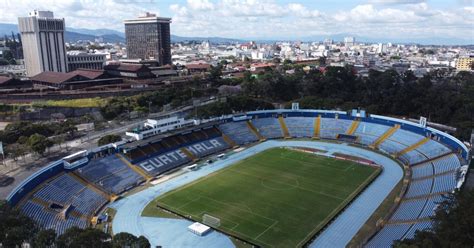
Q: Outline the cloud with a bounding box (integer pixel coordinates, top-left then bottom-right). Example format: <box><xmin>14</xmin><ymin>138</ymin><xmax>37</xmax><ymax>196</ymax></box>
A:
<box><xmin>367</xmin><ymin>0</ymin><xmax>426</xmax><ymax>4</ymax></box>
<box><xmin>0</xmin><ymin>0</ymin><xmax>471</xmax><ymax>42</ymax></box>
<box><xmin>187</xmin><ymin>0</ymin><xmax>214</xmax><ymax>11</ymax></box>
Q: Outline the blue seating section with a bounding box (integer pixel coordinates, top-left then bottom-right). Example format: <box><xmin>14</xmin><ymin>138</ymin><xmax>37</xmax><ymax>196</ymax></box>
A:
<box><xmin>403</xmin><ymin>221</ymin><xmax>433</xmax><ymax>240</ymax></box>
<box><xmin>34</xmin><ymin>174</ymin><xmax>107</xmax><ymax>215</ymax></box>
<box><xmin>136</xmin><ymin>148</ymin><xmax>191</xmax><ymax>176</ymax></box>
<box><xmin>411</xmin><ymin>162</ymin><xmax>434</xmax><ymax>179</ymax></box>
<box><xmin>251</xmin><ymin>118</ymin><xmax>283</xmax><ymax>139</ymax></box>
<box><xmin>405</xmin><ymin>178</ymin><xmax>432</xmax><ymax>198</ymax></box>
<box><xmin>218</xmin><ymin>121</ymin><xmax>258</xmax><ymax>145</ymax></box>
<box><xmin>354</xmin><ymin>122</ymin><xmax>391</xmax><ymax>145</ymax></box>
<box><xmin>319</xmin><ymin>118</ymin><xmax>352</xmax><ymax>139</ymax></box>
<box><xmin>391</xmin><ymin>199</ymin><xmax>425</xmax><ymax>221</ymax></box>
<box><xmin>186</xmin><ymin>137</ymin><xmax>230</xmax><ymax>158</ymax></box>
<box><xmin>285</xmin><ymin>117</ymin><xmax>314</xmax><ymax>138</ymax></box>
<box><xmin>399</xmin><ymin>149</ymin><xmax>427</xmax><ymax>165</ymax></box>
<box><xmin>21</xmin><ymin>201</ymin><xmax>87</xmax><ymax>235</ymax></box>
<box><xmin>379</xmin><ymin>139</ymin><xmax>408</xmax><ymax>155</ymax></box>
<box><xmin>77</xmin><ymin>155</ymin><xmax>144</xmax><ymax>194</ymax></box>
<box><xmin>419</xmin><ymin>195</ymin><xmax>444</xmax><ymax>218</ymax></box>
<box><xmin>433</xmin><ymin>154</ymin><xmax>460</xmax><ymax>174</ymax></box>
<box><xmin>416</xmin><ymin>140</ymin><xmax>451</xmax><ymax>158</ymax></box>
<box><xmin>388</xmin><ymin>129</ymin><xmax>425</xmax><ymax>146</ymax></box>
<box><xmin>432</xmin><ymin>172</ymin><xmax>457</xmax><ymax>194</ymax></box>
<box><xmin>366</xmin><ymin>223</ymin><xmax>411</xmax><ymax>248</ymax></box>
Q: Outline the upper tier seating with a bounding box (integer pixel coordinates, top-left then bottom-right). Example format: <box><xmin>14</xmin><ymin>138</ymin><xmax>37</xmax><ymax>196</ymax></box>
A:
<box><xmin>285</xmin><ymin>117</ymin><xmax>314</xmax><ymax>138</ymax></box>
<box><xmin>354</xmin><ymin>122</ymin><xmax>391</xmax><ymax>145</ymax></box>
<box><xmin>251</xmin><ymin>118</ymin><xmax>283</xmax><ymax>139</ymax></box>
<box><xmin>415</xmin><ymin>140</ymin><xmax>451</xmax><ymax>159</ymax></box>
<box><xmin>218</xmin><ymin>121</ymin><xmax>258</xmax><ymax>145</ymax></box>
<box><xmin>319</xmin><ymin>118</ymin><xmax>352</xmax><ymax>139</ymax></box>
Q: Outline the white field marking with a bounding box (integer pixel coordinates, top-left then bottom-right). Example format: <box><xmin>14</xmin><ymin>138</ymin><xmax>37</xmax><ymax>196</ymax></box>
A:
<box><xmin>243</xmin><ymin>160</ymin><xmax>354</xmax><ymax>195</ymax></box>
<box><xmin>229</xmin><ymin>167</ymin><xmax>346</xmax><ymax>201</ymax></box>
<box><xmin>198</xmin><ymin>194</ymin><xmax>278</xmax><ymax>224</ymax></box>
<box><xmin>254</xmin><ymin>220</ymin><xmax>279</xmax><ymax>241</ymax></box>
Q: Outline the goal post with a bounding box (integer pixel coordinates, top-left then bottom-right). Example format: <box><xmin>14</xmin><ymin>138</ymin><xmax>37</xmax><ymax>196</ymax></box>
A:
<box><xmin>202</xmin><ymin>214</ymin><xmax>221</xmax><ymax>227</ymax></box>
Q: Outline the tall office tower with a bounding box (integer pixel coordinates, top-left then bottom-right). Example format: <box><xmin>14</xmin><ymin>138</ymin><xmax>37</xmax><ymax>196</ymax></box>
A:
<box><xmin>344</xmin><ymin>36</ymin><xmax>355</xmax><ymax>48</ymax></box>
<box><xmin>124</xmin><ymin>13</ymin><xmax>172</xmax><ymax>65</ymax></box>
<box><xmin>18</xmin><ymin>10</ymin><xmax>68</xmax><ymax>77</ymax></box>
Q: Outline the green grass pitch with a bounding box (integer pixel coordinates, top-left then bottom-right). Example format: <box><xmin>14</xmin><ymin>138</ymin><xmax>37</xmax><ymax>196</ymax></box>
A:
<box><xmin>144</xmin><ymin>147</ymin><xmax>380</xmax><ymax>247</ymax></box>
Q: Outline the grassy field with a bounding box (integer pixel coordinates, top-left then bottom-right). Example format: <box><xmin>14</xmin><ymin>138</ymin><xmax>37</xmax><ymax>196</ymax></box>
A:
<box><xmin>146</xmin><ymin>148</ymin><xmax>380</xmax><ymax>247</ymax></box>
<box><xmin>33</xmin><ymin>98</ymin><xmax>108</xmax><ymax>108</ymax></box>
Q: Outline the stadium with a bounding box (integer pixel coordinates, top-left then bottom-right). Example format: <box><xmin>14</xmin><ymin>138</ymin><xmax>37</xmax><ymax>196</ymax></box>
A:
<box><xmin>6</xmin><ymin>108</ymin><xmax>470</xmax><ymax>247</ymax></box>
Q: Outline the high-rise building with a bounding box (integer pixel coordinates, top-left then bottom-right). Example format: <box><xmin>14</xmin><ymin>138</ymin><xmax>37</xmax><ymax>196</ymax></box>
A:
<box><xmin>67</xmin><ymin>51</ymin><xmax>106</xmax><ymax>71</ymax></box>
<box><xmin>344</xmin><ymin>36</ymin><xmax>355</xmax><ymax>47</ymax></box>
<box><xmin>18</xmin><ymin>10</ymin><xmax>67</xmax><ymax>77</ymax></box>
<box><xmin>124</xmin><ymin>13</ymin><xmax>171</xmax><ymax>66</ymax></box>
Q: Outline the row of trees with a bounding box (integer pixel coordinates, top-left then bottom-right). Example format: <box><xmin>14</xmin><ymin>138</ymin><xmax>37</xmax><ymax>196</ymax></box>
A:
<box><xmin>0</xmin><ymin>120</ymin><xmax>78</xmax><ymax>158</ymax></box>
<box><xmin>235</xmin><ymin>66</ymin><xmax>473</xmax><ymax>139</ymax></box>
<box><xmin>100</xmin><ymin>85</ymin><xmax>216</xmax><ymax>120</ymax></box>
<box><xmin>0</xmin><ymin>200</ymin><xmax>151</xmax><ymax>248</ymax></box>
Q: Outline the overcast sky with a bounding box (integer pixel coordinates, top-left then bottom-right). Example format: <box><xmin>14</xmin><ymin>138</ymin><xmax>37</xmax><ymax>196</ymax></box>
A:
<box><xmin>0</xmin><ymin>0</ymin><xmax>473</xmax><ymax>41</ymax></box>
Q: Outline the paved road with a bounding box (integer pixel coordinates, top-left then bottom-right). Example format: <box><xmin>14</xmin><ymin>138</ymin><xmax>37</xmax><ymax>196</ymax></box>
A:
<box><xmin>0</xmin><ymin>102</ymin><xmax>209</xmax><ymax>199</ymax></box>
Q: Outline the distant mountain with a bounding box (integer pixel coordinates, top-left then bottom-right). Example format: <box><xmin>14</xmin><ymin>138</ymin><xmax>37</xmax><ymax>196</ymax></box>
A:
<box><xmin>67</xmin><ymin>27</ymin><xmax>125</xmax><ymax>38</ymax></box>
<box><xmin>0</xmin><ymin>23</ymin><xmax>18</xmax><ymax>36</ymax></box>
<box><xmin>171</xmin><ymin>35</ymin><xmax>245</xmax><ymax>44</ymax></box>
<box><xmin>0</xmin><ymin>23</ymin><xmax>471</xmax><ymax>45</ymax></box>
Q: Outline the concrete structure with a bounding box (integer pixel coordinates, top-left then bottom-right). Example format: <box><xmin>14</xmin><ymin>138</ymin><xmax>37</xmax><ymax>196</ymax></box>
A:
<box><xmin>456</xmin><ymin>56</ymin><xmax>473</xmax><ymax>71</ymax></box>
<box><xmin>18</xmin><ymin>10</ymin><xmax>67</xmax><ymax>77</ymax></box>
<box><xmin>126</xmin><ymin>116</ymin><xmax>196</xmax><ymax>141</ymax></box>
<box><xmin>67</xmin><ymin>51</ymin><xmax>106</xmax><ymax>71</ymax></box>
<box><xmin>188</xmin><ymin>222</ymin><xmax>211</xmax><ymax>236</ymax></box>
<box><xmin>124</xmin><ymin>13</ymin><xmax>172</xmax><ymax>66</ymax></box>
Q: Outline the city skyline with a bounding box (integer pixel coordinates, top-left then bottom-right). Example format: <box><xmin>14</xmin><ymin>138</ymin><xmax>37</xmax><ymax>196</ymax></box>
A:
<box><xmin>0</xmin><ymin>0</ymin><xmax>472</xmax><ymax>44</ymax></box>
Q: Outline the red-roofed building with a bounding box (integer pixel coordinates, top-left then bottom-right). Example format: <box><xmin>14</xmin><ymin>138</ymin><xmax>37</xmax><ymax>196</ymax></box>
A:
<box><xmin>30</xmin><ymin>70</ymin><xmax>122</xmax><ymax>90</ymax></box>
<box><xmin>0</xmin><ymin>76</ymin><xmax>31</xmax><ymax>89</ymax></box>
<box><xmin>186</xmin><ymin>63</ymin><xmax>211</xmax><ymax>74</ymax></box>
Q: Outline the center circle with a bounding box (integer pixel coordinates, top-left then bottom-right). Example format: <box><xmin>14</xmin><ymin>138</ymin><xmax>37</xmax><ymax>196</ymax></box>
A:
<box><xmin>260</xmin><ymin>177</ymin><xmax>299</xmax><ymax>190</ymax></box>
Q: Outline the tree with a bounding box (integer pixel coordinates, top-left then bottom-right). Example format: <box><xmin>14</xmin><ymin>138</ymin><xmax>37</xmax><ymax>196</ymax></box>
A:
<box><xmin>394</xmin><ymin>188</ymin><xmax>474</xmax><ymax>248</ymax></box>
<box><xmin>33</xmin><ymin>229</ymin><xmax>57</xmax><ymax>248</ymax></box>
<box><xmin>112</xmin><ymin>232</ymin><xmax>150</xmax><ymax>248</ymax></box>
<box><xmin>2</xmin><ymin>50</ymin><xmax>16</xmax><ymax>65</ymax></box>
<box><xmin>56</xmin><ymin>227</ymin><xmax>111</xmax><ymax>248</ymax></box>
<box><xmin>0</xmin><ymin>200</ymin><xmax>38</xmax><ymax>248</ymax></box>
<box><xmin>98</xmin><ymin>134</ymin><xmax>122</xmax><ymax>146</ymax></box>
<box><xmin>27</xmin><ymin>133</ymin><xmax>53</xmax><ymax>156</ymax></box>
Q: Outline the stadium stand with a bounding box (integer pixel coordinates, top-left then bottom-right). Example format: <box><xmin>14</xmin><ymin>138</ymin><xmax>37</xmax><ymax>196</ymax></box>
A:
<box><xmin>405</xmin><ymin>178</ymin><xmax>433</xmax><ymax>198</ymax></box>
<box><xmin>218</xmin><ymin>121</ymin><xmax>258</xmax><ymax>145</ymax></box>
<box><xmin>6</xmin><ymin>109</ymin><xmax>468</xmax><ymax>244</ymax></box>
<box><xmin>365</xmin><ymin>223</ymin><xmax>412</xmax><ymax>248</ymax></box>
<box><xmin>411</xmin><ymin>162</ymin><xmax>434</xmax><ymax>179</ymax></box>
<box><xmin>76</xmin><ymin>155</ymin><xmax>144</xmax><ymax>194</ymax></box>
<box><xmin>403</xmin><ymin>221</ymin><xmax>433</xmax><ymax>240</ymax></box>
<box><xmin>354</xmin><ymin>122</ymin><xmax>391</xmax><ymax>145</ymax></box>
<box><xmin>319</xmin><ymin>118</ymin><xmax>352</xmax><ymax>139</ymax></box>
<box><xmin>251</xmin><ymin>118</ymin><xmax>283</xmax><ymax>139</ymax></box>
<box><xmin>285</xmin><ymin>117</ymin><xmax>315</xmax><ymax>138</ymax></box>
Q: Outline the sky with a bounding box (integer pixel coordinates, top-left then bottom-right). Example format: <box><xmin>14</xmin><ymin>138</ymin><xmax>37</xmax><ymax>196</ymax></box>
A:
<box><xmin>0</xmin><ymin>0</ymin><xmax>473</xmax><ymax>42</ymax></box>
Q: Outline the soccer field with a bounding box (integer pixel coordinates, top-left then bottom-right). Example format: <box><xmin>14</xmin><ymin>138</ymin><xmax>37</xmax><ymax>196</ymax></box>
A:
<box><xmin>147</xmin><ymin>148</ymin><xmax>380</xmax><ymax>247</ymax></box>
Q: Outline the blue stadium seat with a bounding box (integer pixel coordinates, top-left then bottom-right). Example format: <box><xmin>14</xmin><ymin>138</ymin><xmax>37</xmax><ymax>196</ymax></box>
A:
<box><xmin>251</xmin><ymin>118</ymin><xmax>283</xmax><ymax>139</ymax></box>
<box><xmin>218</xmin><ymin>121</ymin><xmax>258</xmax><ymax>145</ymax></box>
<box><xmin>285</xmin><ymin>117</ymin><xmax>314</xmax><ymax>138</ymax></box>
